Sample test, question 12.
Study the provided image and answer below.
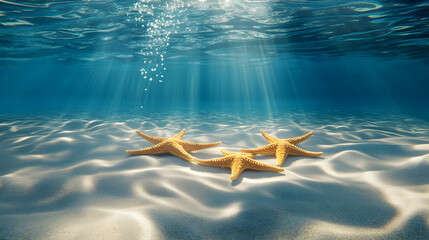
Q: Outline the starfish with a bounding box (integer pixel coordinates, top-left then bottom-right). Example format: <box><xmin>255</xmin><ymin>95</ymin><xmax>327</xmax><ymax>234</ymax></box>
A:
<box><xmin>126</xmin><ymin>129</ymin><xmax>221</xmax><ymax>162</ymax></box>
<box><xmin>194</xmin><ymin>149</ymin><xmax>284</xmax><ymax>181</ymax></box>
<box><xmin>241</xmin><ymin>130</ymin><xmax>323</xmax><ymax>166</ymax></box>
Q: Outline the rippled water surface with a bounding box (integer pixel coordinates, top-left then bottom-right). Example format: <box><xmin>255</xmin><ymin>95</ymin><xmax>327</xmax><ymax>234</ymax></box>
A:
<box><xmin>1</xmin><ymin>0</ymin><xmax>429</xmax><ymax>112</ymax></box>
<box><xmin>1</xmin><ymin>0</ymin><xmax>429</xmax><ymax>62</ymax></box>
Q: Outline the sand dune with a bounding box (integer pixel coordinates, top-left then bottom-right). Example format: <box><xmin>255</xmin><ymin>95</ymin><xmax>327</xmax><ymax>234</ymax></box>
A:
<box><xmin>0</xmin><ymin>111</ymin><xmax>428</xmax><ymax>239</ymax></box>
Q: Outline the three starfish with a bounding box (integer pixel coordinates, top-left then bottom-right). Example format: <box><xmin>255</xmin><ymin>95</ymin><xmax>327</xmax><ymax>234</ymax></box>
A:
<box><xmin>126</xmin><ymin>129</ymin><xmax>322</xmax><ymax>181</ymax></box>
<box><xmin>241</xmin><ymin>130</ymin><xmax>323</xmax><ymax>166</ymax></box>
<box><xmin>126</xmin><ymin>129</ymin><xmax>221</xmax><ymax>162</ymax></box>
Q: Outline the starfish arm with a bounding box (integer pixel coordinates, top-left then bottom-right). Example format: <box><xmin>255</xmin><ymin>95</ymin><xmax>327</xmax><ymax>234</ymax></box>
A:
<box><xmin>222</xmin><ymin>149</ymin><xmax>253</xmax><ymax>158</ymax></box>
<box><xmin>126</xmin><ymin>141</ymin><xmax>169</xmax><ymax>155</ymax></box>
<box><xmin>244</xmin><ymin>157</ymin><xmax>284</xmax><ymax>172</ymax></box>
<box><xmin>172</xmin><ymin>129</ymin><xmax>186</xmax><ymax>140</ymax></box>
<box><xmin>286</xmin><ymin>131</ymin><xmax>313</xmax><ymax>145</ymax></box>
<box><xmin>168</xmin><ymin>142</ymin><xmax>196</xmax><ymax>162</ymax></box>
<box><xmin>194</xmin><ymin>156</ymin><xmax>234</xmax><ymax>168</ymax></box>
<box><xmin>275</xmin><ymin>145</ymin><xmax>288</xmax><ymax>166</ymax></box>
<box><xmin>260</xmin><ymin>130</ymin><xmax>279</xmax><ymax>143</ymax></box>
<box><xmin>230</xmin><ymin>161</ymin><xmax>246</xmax><ymax>181</ymax></box>
<box><xmin>241</xmin><ymin>143</ymin><xmax>277</xmax><ymax>155</ymax></box>
<box><xmin>135</xmin><ymin>130</ymin><xmax>167</xmax><ymax>144</ymax></box>
<box><xmin>178</xmin><ymin>140</ymin><xmax>222</xmax><ymax>151</ymax></box>
<box><xmin>221</xmin><ymin>149</ymin><xmax>235</xmax><ymax>156</ymax></box>
<box><xmin>286</xmin><ymin>144</ymin><xmax>323</xmax><ymax>157</ymax></box>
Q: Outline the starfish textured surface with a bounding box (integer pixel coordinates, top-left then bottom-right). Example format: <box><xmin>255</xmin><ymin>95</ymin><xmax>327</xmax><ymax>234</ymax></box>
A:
<box><xmin>194</xmin><ymin>149</ymin><xmax>284</xmax><ymax>181</ymax></box>
<box><xmin>241</xmin><ymin>130</ymin><xmax>323</xmax><ymax>166</ymax></box>
<box><xmin>126</xmin><ymin>129</ymin><xmax>221</xmax><ymax>162</ymax></box>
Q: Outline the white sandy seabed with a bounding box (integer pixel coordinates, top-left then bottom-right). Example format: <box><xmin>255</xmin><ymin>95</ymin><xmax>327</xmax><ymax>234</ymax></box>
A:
<box><xmin>0</xmin><ymin>111</ymin><xmax>428</xmax><ymax>240</ymax></box>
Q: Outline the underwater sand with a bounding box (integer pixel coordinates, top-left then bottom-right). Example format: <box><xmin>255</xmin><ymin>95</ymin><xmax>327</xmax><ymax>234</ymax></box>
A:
<box><xmin>0</xmin><ymin>111</ymin><xmax>428</xmax><ymax>239</ymax></box>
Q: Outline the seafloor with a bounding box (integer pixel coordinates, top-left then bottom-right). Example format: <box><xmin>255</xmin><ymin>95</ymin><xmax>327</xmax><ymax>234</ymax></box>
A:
<box><xmin>0</xmin><ymin>110</ymin><xmax>428</xmax><ymax>239</ymax></box>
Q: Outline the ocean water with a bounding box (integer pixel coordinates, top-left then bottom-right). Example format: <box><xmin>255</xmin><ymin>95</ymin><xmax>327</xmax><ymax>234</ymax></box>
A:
<box><xmin>1</xmin><ymin>0</ymin><xmax>429</xmax><ymax>112</ymax></box>
<box><xmin>1</xmin><ymin>0</ymin><xmax>429</xmax><ymax>239</ymax></box>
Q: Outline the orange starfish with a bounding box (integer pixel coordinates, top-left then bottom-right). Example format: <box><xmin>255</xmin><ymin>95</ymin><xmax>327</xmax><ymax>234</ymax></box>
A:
<box><xmin>194</xmin><ymin>149</ymin><xmax>284</xmax><ymax>181</ymax></box>
<box><xmin>241</xmin><ymin>130</ymin><xmax>323</xmax><ymax>166</ymax></box>
<box><xmin>126</xmin><ymin>129</ymin><xmax>221</xmax><ymax>162</ymax></box>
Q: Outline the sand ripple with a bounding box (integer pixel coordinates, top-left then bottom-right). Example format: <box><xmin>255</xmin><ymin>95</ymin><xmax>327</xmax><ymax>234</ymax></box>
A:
<box><xmin>0</xmin><ymin>111</ymin><xmax>428</xmax><ymax>239</ymax></box>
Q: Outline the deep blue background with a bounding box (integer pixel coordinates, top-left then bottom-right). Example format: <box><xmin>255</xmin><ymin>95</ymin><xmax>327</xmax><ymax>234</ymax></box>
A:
<box><xmin>1</xmin><ymin>0</ymin><xmax>428</xmax><ymax>113</ymax></box>
<box><xmin>1</xmin><ymin>56</ymin><xmax>428</xmax><ymax>113</ymax></box>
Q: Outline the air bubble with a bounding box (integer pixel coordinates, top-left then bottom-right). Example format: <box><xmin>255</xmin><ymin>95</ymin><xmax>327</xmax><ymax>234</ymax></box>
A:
<box><xmin>135</xmin><ymin>0</ymin><xmax>183</xmax><ymax>86</ymax></box>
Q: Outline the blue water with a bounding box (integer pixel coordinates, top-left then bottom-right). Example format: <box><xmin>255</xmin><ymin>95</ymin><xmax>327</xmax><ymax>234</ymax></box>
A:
<box><xmin>1</xmin><ymin>0</ymin><xmax>429</xmax><ymax>113</ymax></box>
<box><xmin>2</xmin><ymin>1</ymin><xmax>429</xmax><ymax>239</ymax></box>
